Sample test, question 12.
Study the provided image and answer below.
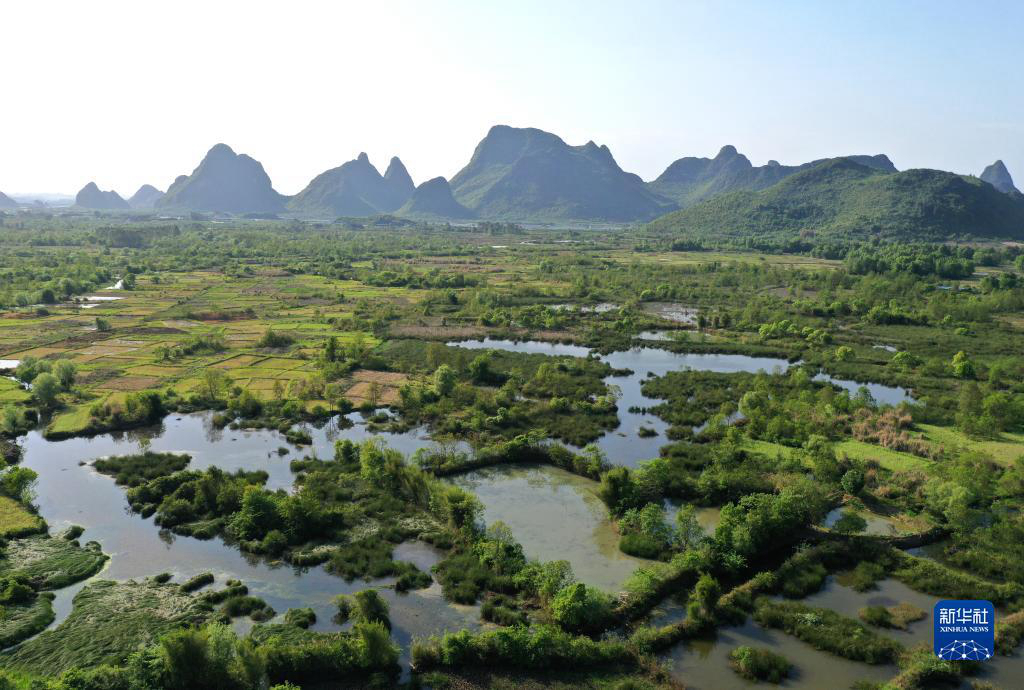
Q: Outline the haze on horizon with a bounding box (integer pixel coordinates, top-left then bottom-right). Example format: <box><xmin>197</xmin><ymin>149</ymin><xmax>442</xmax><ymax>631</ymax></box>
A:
<box><xmin>3</xmin><ymin>0</ymin><xmax>1022</xmax><ymax>198</ymax></box>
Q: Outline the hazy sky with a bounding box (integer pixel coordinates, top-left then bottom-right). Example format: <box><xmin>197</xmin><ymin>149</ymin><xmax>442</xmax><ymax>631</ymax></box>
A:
<box><xmin>3</xmin><ymin>0</ymin><xmax>1022</xmax><ymax>197</ymax></box>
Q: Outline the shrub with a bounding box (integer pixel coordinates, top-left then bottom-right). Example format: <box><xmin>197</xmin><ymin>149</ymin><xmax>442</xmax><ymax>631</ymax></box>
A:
<box><xmin>550</xmin><ymin>583</ymin><xmax>614</xmax><ymax>633</ymax></box>
<box><xmin>180</xmin><ymin>572</ymin><xmax>215</xmax><ymax>593</ymax></box>
<box><xmin>728</xmin><ymin>645</ymin><xmax>791</xmax><ymax>683</ymax></box>
<box><xmin>284</xmin><ymin>608</ymin><xmax>316</xmax><ymax>628</ymax></box>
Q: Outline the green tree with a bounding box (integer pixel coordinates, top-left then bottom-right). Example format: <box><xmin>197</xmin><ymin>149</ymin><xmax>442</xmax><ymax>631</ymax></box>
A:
<box><xmin>433</xmin><ymin>364</ymin><xmax>456</xmax><ymax>397</ymax></box>
<box><xmin>841</xmin><ymin>469</ymin><xmax>865</xmax><ymax>496</ymax></box>
<box><xmin>951</xmin><ymin>351</ymin><xmax>975</xmax><ymax>379</ymax></box>
<box><xmin>550</xmin><ymin>582</ymin><xmax>613</xmax><ymax>632</ymax></box>
<box><xmin>832</xmin><ymin>510</ymin><xmax>868</xmax><ymax>534</ymax></box>
<box><xmin>687</xmin><ymin>573</ymin><xmax>721</xmax><ymax>624</ymax></box>
<box><xmin>32</xmin><ymin>372</ymin><xmax>60</xmax><ymax>409</ymax></box>
<box><xmin>53</xmin><ymin>359</ymin><xmax>77</xmax><ymax>389</ymax></box>
<box><xmin>675</xmin><ymin>503</ymin><xmax>704</xmax><ymax>550</ymax></box>
<box><xmin>202</xmin><ymin>368</ymin><xmax>230</xmax><ymax>402</ymax></box>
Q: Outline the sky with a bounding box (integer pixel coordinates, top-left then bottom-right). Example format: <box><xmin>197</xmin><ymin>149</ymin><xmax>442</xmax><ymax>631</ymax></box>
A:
<box><xmin>3</xmin><ymin>0</ymin><xmax>1023</xmax><ymax>197</ymax></box>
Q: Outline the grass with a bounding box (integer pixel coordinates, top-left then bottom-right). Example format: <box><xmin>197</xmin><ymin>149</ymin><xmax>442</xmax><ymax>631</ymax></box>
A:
<box><xmin>745</xmin><ymin>434</ymin><xmax>932</xmax><ymax>471</ymax></box>
<box><xmin>0</xmin><ymin>534</ymin><xmax>108</xmax><ymax>590</ymax></box>
<box><xmin>0</xmin><ymin>592</ymin><xmax>55</xmax><ymax>649</ymax></box>
<box><xmin>834</xmin><ymin>439</ymin><xmax>931</xmax><ymax>471</ymax></box>
<box><xmin>0</xmin><ymin>497</ymin><xmax>46</xmax><ymax>538</ymax></box>
<box><xmin>3</xmin><ymin>579</ymin><xmax>212</xmax><ymax>674</ymax></box>
<box><xmin>918</xmin><ymin>424</ymin><xmax>1024</xmax><ymax>466</ymax></box>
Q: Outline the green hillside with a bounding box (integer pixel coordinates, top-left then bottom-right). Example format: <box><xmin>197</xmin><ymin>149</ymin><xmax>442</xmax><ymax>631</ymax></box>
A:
<box><xmin>648</xmin><ymin>158</ymin><xmax>1024</xmax><ymax>241</ymax></box>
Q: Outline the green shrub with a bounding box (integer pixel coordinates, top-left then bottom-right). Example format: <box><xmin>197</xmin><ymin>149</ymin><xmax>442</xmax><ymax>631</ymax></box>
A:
<box><xmin>284</xmin><ymin>607</ymin><xmax>316</xmax><ymax>629</ymax></box>
<box><xmin>180</xmin><ymin>572</ymin><xmax>215</xmax><ymax>593</ymax></box>
<box><xmin>728</xmin><ymin>645</ymin><xmax>791</xmax><ymax>683</ymax></box>
<box><xmin>550</xmin><ymin>582</ymin><xmax>614</xmax><ymax>633</ymax></box>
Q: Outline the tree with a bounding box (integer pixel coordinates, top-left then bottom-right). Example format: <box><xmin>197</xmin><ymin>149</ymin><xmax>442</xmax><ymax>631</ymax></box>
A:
<box><xmin>203</xmin><ymin>368</ymin><xmax>230</xmax><ymax>402</ymax></box>
<box><xmin>951</xmin><ymin>351</ymin><xmax>975</xmax><ymax>379</ymax></box>
<box><xmin>832</xmin><ymin>510</ymin><xmax>867</xmax><ymax>535</ymax></box>
<box><xmin>834</xmin><ymin>346</ymin><xmax>853</xmax><ymax>362</ymax></box>
<box><xmin>957</xmin><ymin>382</ymin><xmax>985</xmax><ymax>437</ymax></box>
<box><xmin>32</xmin><ymin>373</ymin><xmax>60</xmax><ymax>409</ymax></box>
<box><xmin>675</xmin><ymin>503</ymin><xmax>704</xmax><ymax>551</ymax></box>
<box><xmin>550</xmin><ymin>582</ymin><xmax>613</xmax><ymax>632</ymax></box>
<box><xmin>0</xmin><ymin>466</ymin><xmax>38</xmax><ymax>503</ymax></box>
<box><xmin>53</xmin><ymin>360</ymin><xmax>77</xmax><ymax>389</ymax></box>
<box><xmin>841</xmin><ymin>469</ymin><xmax>865</xmax><ymax>496</ymax></box>
<box><xmin>433</xmin><ymin>364</ymin><xmax>456</xmax><ymax>397</ymax></box>
<box><xmin>323</xmin><ymin>336</ymin><xmax>339</xmax><ymax>363</ymax></box>
<box><xmin>687</xmin><ymin>574</ymin><xmax>721</xmax><ymax>624</ymax></box>
<box><xmin>95</xmin><ymin>317</ymin><xmax>112</xmax><ymax>332</ymax></box>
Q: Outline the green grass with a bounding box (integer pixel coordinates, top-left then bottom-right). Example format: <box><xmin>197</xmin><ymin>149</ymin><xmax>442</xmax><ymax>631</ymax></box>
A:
<box><xmin>0</xmin><ymin>535</ymin><xmax>108</xmax><ymax>590</ymax></box>
<box><xmin>0</xmin><ymin>497</ymin><xmax>46</xmax><ymax>539</ymax></box>
<box><xmin>834</xmin><ymin>439</ymin><xmax>930</xmax><ymax>471</ymax></box>
<box><xmin>0</xmin><ymin>592</ymin><xmax>55</xmax><ymax>649</ymax></box>
<box><xmin>918</xmin><ymin>424</ymin><xmax>1024</xmax><ymax>466</ymax></box>
<box><xmin>3</xmin><ymin>579</ymin><xmax>211</xmax><ymax>674</ymax></box>
<box><xmin>744</xmin><ymin>437</ymin><xmax>930</xmax><ymax>471</ymax></box>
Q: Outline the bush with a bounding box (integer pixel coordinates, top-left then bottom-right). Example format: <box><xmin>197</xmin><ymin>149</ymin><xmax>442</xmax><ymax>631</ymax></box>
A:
<box><xmin>411</xmin><ymin>624</ymin><xmax>635</xmax><ymax>672</ymax></box>
<box><xmin>180</xmin><ymin>572</ymin><xmax>215</xmax><ymax>593</ymax></box>
<box><xmin>257</xmin><ymin>330</ymin><xmax>296</xmax><ymax>349</ymax></box>
<box><xmin>284</xmin><ymin>607</ymin><xmax>316</xmax><ymax>628</ymax></box>
<box><xmin>550</xmin><ymin>582</ymin><xmax>614</xmax><ymax>633</ymax></box>
<box><xmin>728</xmin><ymin>645</ymin><xmax>791</xmax><ymax>683</ymax></box>
<box><xmin>753</xmin><ymin>599</ymin><xmax>902</xmax><ymax>664</ymax></box>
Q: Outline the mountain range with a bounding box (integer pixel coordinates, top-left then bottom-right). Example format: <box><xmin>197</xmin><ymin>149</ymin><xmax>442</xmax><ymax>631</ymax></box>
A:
<box><xmin>0</xmin><ymin>191</ymin><xmax>17</xmax><ymax>209</ymax></box>
<box><xmin>449</xmin><ymin>125</ymin><xmax>671</xmax><ymax>221</ymax></box>
<box><xmin>649</xmin><ymin>157</ymin><xmax>1024</xmax><ymax>240</ymax></box>
<box><xmin>287</xmin><ymin>153</ymin><xmax>415</xmax><ymax>217</ymax></box>
<box><xmin>43</xmin><ymin>125</ymin><xmax>1024</xmax><ymax>239</ymax></box>
<box><xmin>648</xmin><ymin>145</ymin><xmax>897</xmax><ymax>208</ymax></box>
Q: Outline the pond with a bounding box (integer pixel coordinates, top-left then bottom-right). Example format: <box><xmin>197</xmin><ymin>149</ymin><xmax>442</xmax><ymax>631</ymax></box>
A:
<box><xmin>821</xmin><ymin>507</ymin><xmax>906</xmax><ymax>537</ymax></box>
<box><xmin>449</xmin><ymin>339</ymin><xmax>915</xmax><ymax>466</ymax></box>
<box><xmin>662</xmin><ymin>618</ymin><xmax>895</xmax><ymax>689</ymax></box>
<box><xmin>14</xmin><ymin>411</ymin><xmax>480</xmax><ymax>665</ymax></box>
<box><xmin>449</xmin><ymin>465</ymin><xmax>648</xmax><ymax>593</ymax></box>
<box><xmin>642</xmin><ymin>302</ymin><xmax>699</xmax><ymax>324</ymax></box>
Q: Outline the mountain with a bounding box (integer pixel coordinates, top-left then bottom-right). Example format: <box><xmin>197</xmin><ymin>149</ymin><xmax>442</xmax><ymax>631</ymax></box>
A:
<box><xmin>75</xmin><ymin>182</ymin><xmax>130</xmax><ymax>210</ymax></box>
<box><xmin>649</xmin><ymin>157</ymin><xmax>1024</xmax><ymax>240</ymax></box>
<box><xmin>980</xmin><ymin>160</ymin><xmax>1020</xmax><ymax>195</ymax></box>
<box><xmin>649</xmin><ymin>145</ymin><xmax>897</xmax><ymax>208</ymax></box>
<box><xmin>128</xmin><ymin>184</ymin><xmax>164</xmax><ymax>209</ymax></box>
<box><xmin>157</xmin><ymin>143</ymin><xmax>287</xmax><ymax>214</ymax></box>
<box><xmin>383</xmin><ymin>157</ymin><xmax>415</xmax><ymax>200</ymax></box>
<box><xmin>288</xmin><ymin>153</ymin><xmax>415</xmax><ymax>217</ymax></box>
<box><xmin>398</xmin><ymin>177</ymin><xmax>475</xmax><ymax>220</ymax></box>
<box><xmin>0</xmin><ymin>191</ymin><xmax>17</xmax><ymax>209</ymax></box>
<box><xmin>450</xmin><ymin>125</ymin><xmax>672</xmax><ymax>222</ymax></box>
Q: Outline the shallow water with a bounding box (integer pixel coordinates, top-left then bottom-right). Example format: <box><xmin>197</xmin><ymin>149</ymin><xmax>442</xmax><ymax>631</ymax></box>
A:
<box><xmin>821</xmin><ymin>506</ymin><xmax>904</xmax><ymax>536</ymax></box>
<box><xmin>449</xmin><ymin>465</ymin><xmax>649</xmax><ymax>592</ymax></box>
<box><xmin>642</xmin><ymin>303</ymin><xmax>699</xmax><ymax>324</ymax></box>
<box><xmin>450</xmin><ymin>339</ymin><xmax>789</xmax><ymax>466</ymax></box>
<box><xmin>662</xmin><ymin>618</ymin><xmax>896</xmax><ymax>689</ymax></box>
<box><xmin>15</xmin><ymin>412</ymin><xmax>480</xmax><ymax>659</ymax></box>
<box><xmin>450</xmin><ymin>339</ymin><xmax>914</xmax><ymax>466</ymax></box>
<box><xmin>802</xmin><ymin>575</ymin><xmax>936</xmax><ymax>647</ymax></box>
